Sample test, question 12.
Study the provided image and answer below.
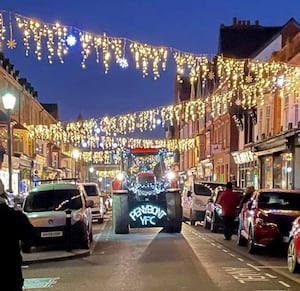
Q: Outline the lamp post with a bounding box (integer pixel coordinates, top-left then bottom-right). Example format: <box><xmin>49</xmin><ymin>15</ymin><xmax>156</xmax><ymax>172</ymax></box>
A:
<box><xmin>72</xmin><ymin>149</ymin><xmax>80</xmax><ymax>178</ymax></box>
<box><xmin>2</xmin><ymin>93</ymin><xmax>16</xmax><ymax>193</ymax></box>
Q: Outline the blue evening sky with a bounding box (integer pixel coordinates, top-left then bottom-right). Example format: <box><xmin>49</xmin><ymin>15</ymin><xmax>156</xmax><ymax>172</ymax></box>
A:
<box><xmin>1</xmin><ymin>0</ymin><xmax>300</xmax><ymax>133</ymax></box>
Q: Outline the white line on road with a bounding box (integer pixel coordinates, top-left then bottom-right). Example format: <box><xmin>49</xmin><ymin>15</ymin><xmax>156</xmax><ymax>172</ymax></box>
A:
<box><xmin>247</xmin><ymin>263</ymin><xmax>261</xmax><ymax>271</ymax></box>
<box><xmin>278</xmin><ymin>280</ymin><xmax>290</xmax><ymax>288</ymax></box>
<box><xmin>237</xmin><ymin>257</ymin><xmax>244</xmax><ymax>262</ymax></box>
<box><xmin>264</xmin><ymin>273</ymin><xmax>277</xmax><ymax>279</ymax></box>
<box><xmin>223</xmin><ymin>249</ymin><xmax>228</xmax><ymax>253</ymax></box>
<box><xmin>228</xmin><ymin>252</ymin><xmax>235</xmax><ymax>257</ymax></box>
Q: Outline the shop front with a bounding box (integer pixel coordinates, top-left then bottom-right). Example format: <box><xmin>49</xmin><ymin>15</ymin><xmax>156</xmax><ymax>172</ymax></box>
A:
<box><xmin>232</xmin><ymin>149</ymin><xmax>258</xmax><ymax>190</ymax></box>
<box><xmin>254</xmin><ymin>132</ymin><xmax>293</xmax><ymax>190</ymax></box>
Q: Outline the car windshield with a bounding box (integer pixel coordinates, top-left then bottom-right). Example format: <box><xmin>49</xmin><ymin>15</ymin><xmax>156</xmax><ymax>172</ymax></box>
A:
<box><xmin>24</xmin><ymin>189</ymin><xmax>83</xmax><ymax>212</ymax></box>
<box><xmin>258</xmin><ymin>192</ymin><xmax>300</xmax><ymax>210</ymax></box>
<box><xmin>84</xmin><ymin>185</ymin><xmax>98</xmax><ymax>196</ymax></box>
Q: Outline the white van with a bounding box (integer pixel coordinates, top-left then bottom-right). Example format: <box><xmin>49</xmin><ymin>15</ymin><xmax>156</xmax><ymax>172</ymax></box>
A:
<box><xmin>81</xmin><ymin>182</ymin><xmax>105</xmax><ymax>223</ymax></box>
<box><xmin>182</xmin><ymin>181</ymin><xmax>226</xmax><ymax>225</ymax></box>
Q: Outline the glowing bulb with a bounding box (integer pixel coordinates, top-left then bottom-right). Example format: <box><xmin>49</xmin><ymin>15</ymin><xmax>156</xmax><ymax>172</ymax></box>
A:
<box><xmin>66</xmin><ymin>34</ymin><xmax>77</xmax><ymax>47</ymax></box>
<box><xmin>117</xmin><ymin>57</ymin><xmax>129</xmax><ymax>69</ymax></box>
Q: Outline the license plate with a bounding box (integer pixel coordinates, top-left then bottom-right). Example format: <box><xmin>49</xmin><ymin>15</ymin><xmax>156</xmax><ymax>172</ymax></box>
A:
<box><xmin>41</xmin><ymin>231</ymin><xmax>63</xmax><ymax>238</ymax></box>
<box><xmin>282</xmin><ymin>236</ymin><xmax>289</xmax><ymax>243</ymax></box>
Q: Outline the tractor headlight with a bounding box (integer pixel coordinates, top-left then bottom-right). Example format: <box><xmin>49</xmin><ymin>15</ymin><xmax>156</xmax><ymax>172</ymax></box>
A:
<box><xmin>166</xmin><ymin>171</ymin><xmax>176</xmax><ymax>181</ymax></box>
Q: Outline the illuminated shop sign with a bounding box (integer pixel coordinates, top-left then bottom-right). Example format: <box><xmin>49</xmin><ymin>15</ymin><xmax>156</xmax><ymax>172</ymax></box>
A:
<box><xmin>129</xmin><ymin>204</ymin><xmax>167</xmax><ymax>226</ymax></box>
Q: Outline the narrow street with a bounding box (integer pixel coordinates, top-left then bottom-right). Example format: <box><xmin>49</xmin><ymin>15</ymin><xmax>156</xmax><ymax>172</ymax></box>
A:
<box><xmin>22</xmin><ymin>214</ymin><xmax>300</xmax><ymax>291</ymax></box>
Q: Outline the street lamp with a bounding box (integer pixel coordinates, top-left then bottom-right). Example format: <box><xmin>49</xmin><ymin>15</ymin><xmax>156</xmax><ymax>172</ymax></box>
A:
<box><xmin>2</xmin><ymin>93</ymin><xmax>16</xmax><ymax>193</ymax></box>
<box><xmin>72</xmin><ymin>149</ymin><xmax>80</xmax><ymax>178</ymax></box>
<box><xmin>88</xmin><ymin>166</ymin><xmax>94</xmax><ymax>182</ymax></box>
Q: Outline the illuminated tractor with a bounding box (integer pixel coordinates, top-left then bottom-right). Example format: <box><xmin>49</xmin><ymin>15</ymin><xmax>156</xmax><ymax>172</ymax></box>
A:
<box><xmin>112</xmin><ymin>147</ymin><xmax>182</xmax><ymax>234</ymax></box>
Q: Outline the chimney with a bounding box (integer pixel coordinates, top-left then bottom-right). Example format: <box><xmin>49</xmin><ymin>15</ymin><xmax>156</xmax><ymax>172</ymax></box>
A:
<box><xmin>233</xmin><ymin>17</ymin><xmax>237</xmax><ymax>26</ymax></box>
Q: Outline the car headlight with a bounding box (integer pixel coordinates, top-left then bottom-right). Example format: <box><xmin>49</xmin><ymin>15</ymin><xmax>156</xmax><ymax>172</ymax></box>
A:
<box><xmin>73</xmin><ymin>212</ymin><xmax>83</xmax><ymax>222</ymax></box>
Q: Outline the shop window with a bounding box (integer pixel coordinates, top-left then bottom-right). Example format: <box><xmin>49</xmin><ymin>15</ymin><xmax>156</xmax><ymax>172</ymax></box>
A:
<box><xmin>261</xmin><ymin>156</ymin><xmax>273</xmax><ymax>189</ymax></box>
<box><xmin>282</xmin><ymin>153</ymin><xmax>293</xmax><ymax>189</ymax></box>
<box><xmin>273</xmin><ymin>155</ymin><xmax>282</xmax><ymax>189</ymax></box>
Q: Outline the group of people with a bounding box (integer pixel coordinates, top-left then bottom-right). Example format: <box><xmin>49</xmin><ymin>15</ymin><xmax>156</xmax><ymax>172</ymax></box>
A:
<box><xmin>216</xmin><ymin>181</ymin><xmax>255</xmax><ymax>240</ymax></box>
<box><xmin>0</xmin><ymin>179</ymin><xmax>36</xmax><ymax>291</ymax></box>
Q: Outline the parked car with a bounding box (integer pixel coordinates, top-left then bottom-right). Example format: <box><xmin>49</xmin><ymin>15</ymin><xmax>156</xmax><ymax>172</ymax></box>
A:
<box><xmin>21</xmin><ymin>181</ymin><xmax>93</xmax><ymax>253</ymax></box>
<box><xmin>203</xmin><ymin>185</ymin><xmax>244</xmax><ymax>232</ymax></box>
<box><xmin>237</xmin><ymin>189</ymin><xmax>300</xmax><ymax>254</ymax></box>
<box><xmin>287</xmin><ymin>216</ymin><xmax>300</xmax><ymax>273</ymax></box>
<box><xmin>182</xmin><ymin>181</ymin><xmax>226</xmax><ymax>225</ymax></box>
<box><xmin>81</xmin><ymin>182</ymin><xmax>106</xmax><ymax>223</ymax></box>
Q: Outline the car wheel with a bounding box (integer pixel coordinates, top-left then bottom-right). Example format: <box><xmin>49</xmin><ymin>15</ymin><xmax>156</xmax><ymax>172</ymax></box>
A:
<box><xmin>247</xmin><ymin>227</ymin><xmax>256</xmax><ymax>254</ymax></box>
<box><xmin>287</xmin><ymin>238</ymin><xmax>300</xmax><ymax>273</ymax></box>
<box><xmin>210</xmin><ymin>213</ymin><xmax>218</xmax><ymax>232</ymax></box>
<box><xmin>237</xmin><ymin>229</ymin><xmax>247</xmax><ymax>246</ymax></box>
<box><xmin>190</xmin><ymin>209</ymin><xmax>196</xmax><ymax>226</ymax></box>
<box><xmin>204</xmin><ymin>215</ymin><xmax>210</xmax><ymax>229</ymax></box>
<box><xmin>80</xmin><ymin>225</ymin><xmax>91</xmax><ymax>249</ymax></box>
<box><xmin>21</xmin><ymin>241</ymin><xmax>31</xmax><ymax>253</ymax></box>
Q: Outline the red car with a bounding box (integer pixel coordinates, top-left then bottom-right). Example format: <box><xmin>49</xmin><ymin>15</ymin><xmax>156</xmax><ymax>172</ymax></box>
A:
<box><xmin>237</xmin><ymin>189</ymin><xmax>300</xmax><ymax>254</ymax></box>
<box><xmin>287</xmin><ymin>216</ymin><xmax>300</xmax><ymax>273</ymax></box>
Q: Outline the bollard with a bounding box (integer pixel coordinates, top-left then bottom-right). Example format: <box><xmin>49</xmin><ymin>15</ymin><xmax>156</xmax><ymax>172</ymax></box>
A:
<box><xmin>65</xmin><ymin>209</ymin><xmax>72</xmax><ymax>252</ymax></box>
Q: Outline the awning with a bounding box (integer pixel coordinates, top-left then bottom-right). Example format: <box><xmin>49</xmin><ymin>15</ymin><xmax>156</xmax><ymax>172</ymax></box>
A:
<box><xmin>254</xmin><ymin>145</ymin><xmax>287</xmax><ymax>157</ymax></box>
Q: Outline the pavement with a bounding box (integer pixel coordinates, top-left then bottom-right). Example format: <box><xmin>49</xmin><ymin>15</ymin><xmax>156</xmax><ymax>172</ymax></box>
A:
<box><xmin>22</xmin><ymin>248</ymin><xmax>91</xmax><ymax>265</ymax></box>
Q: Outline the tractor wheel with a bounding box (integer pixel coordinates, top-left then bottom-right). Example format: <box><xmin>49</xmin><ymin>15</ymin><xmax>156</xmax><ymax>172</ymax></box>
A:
<box><xmin>113</xmin><ymin>191</ymin><xmax>129</xmax><ymax>234</ymax></box>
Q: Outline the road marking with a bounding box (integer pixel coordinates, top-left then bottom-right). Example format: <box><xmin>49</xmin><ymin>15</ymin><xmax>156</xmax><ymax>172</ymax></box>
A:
<box><xmin>264</xmin><ymin>273</ymin><xmax>277</xmax><ymax>279</ymax></box>
<box><xmin>223</xmin><ymin>249</ymin><xmax>228</xmax><ymax>253</ymax></box>
<box><xmin>247</xmin><ymin>263</ymin><xmax>261</xmax><ymax>271</ymax></box>
<box><xmin>278</xmin><ymin>281</ymin><xmax>290</xmax><ymax>288</ymax></box>
<box><xmin>24</xmin><ymin>277</ymin><xmax>59</xmax><ymax>289</ymax></box>
<box><xmin>211</xmin><ymin>242</ymin><xmax>216</xmax><ymax>246</ymax></box>
<box><xmin>223</xmin><ymin>267</ymin><xmax>269</xmax><ymax>283</ymax></box>
<box><xmin>237</xmin><ymin>257</ymin><xmax>244</xmax><ymax>262</ymax></box>
<box><xmin>228</xmin><ymin>252</ymin><xmax>235</xmax><ymax>257</ymax></box>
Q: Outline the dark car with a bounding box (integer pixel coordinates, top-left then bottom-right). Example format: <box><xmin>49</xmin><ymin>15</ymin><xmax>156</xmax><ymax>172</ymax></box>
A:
<box><xmin>237</xmin><ymin>189</ymin><xmax>300</xmax><ymax>254</ymax></box>
<box><xmin>203</xmin><ymin>185</ymin><xmax>243</xmax><ymax>232</ymax></box>
<box><xmin>287</xmin><ymin>216</ymin><xmax>300</xmax><ymax>273</ymax></box>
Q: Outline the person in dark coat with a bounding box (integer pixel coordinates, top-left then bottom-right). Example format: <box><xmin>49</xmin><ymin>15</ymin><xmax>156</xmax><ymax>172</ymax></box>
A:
<box><xmin>216</xmin><ymin>181</ymin><xmax>240</xmax><ymax>240</ymax></box>
<box><xmin>0</xmin><ymin>179</ymin><xmax>36</xmax><ymax>291</ymax></box>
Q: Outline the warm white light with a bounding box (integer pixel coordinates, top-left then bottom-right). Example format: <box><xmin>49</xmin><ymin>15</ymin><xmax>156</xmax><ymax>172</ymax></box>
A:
<box><xmin>89</xmin><ymin>166</ymin><xmax>95</xmax><ymax>173</ymax></box>
<box><xmin>116</xmin><ymin>172</ymin><xmax>125</xmax><ymax>181</ymax></box>
<box><xmin>2</xmin><ymin>93</ymin><xmax>16</xmax><ymax>110</ymax></box>
<box><xmin>72</xmin><ymin>149</ymin><xmax>80</xmax><ymax>160</ymax></box>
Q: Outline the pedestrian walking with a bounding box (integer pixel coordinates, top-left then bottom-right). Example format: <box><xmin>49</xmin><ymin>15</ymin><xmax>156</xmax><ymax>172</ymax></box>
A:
<box><xmin>216</xmin><ymin>181</ymin><xmax>240</xmax><ymax>240</ymax></box>
<box><xmin>0</xmin><ymin>179</ymin><xmax>36</xmax><ymax>291</ymax></box>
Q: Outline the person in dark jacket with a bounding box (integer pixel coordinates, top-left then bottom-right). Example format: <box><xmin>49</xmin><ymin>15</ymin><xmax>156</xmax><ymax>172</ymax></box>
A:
<box><xmin>216</xmin><ymin>181</ymin><xmax>240</xmax><ymax>240</ymax></box>
<box><xmin>0</xmin><ymin>179</ymin><xmax>35</xmax><ymax>291</ymax></box>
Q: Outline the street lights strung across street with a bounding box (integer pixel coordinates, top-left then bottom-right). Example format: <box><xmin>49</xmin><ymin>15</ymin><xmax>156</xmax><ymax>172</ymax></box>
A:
<box><xmin>2</xmin><ymin>93</ymin><xmax>16</xmax><ymax>193</ymax></box>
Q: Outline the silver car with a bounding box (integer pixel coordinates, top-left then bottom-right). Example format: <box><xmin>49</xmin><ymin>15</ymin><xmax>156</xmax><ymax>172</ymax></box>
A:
<box><xmin>21</xmin><ymin>182</ymin><xmax>93</xmax><ymax>253</ymax></box>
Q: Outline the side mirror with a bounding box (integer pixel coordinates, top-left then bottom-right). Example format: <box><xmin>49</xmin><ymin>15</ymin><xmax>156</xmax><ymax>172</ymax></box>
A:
<box><xmin>86</xmin><ymin>200</ymin><xmax>94</xmax><ymax>208</ymax></box>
